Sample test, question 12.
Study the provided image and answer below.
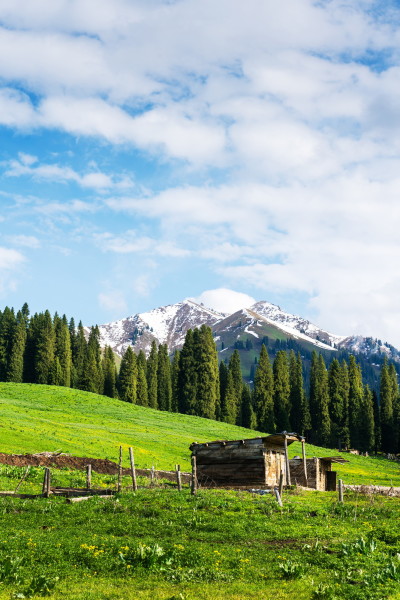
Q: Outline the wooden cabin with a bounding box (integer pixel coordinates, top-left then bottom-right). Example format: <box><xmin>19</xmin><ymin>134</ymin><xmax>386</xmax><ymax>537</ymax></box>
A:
<box><xmin>189</xmin><ymin>433</ymin><xmax>304</xmax><ymax>488</ymax></box>
<box><xmin>289</xmin><ymin>456</ymin><xmax>348</xmax><ymax>491</ymax></box>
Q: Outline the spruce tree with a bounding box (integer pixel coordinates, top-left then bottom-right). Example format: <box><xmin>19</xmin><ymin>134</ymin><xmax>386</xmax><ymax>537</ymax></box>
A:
<box><xmin>328</xmin><ymin>358</ymin><xmax>344</xmax><ymax>447</ymax></box>
<box><xmin>348</xmin><ymin>355</ymin><xmax>364</xmax><ymax>450</ymax></box>
<box><xmin>253</xmin><ymin>344</ymin><xmax>275</xmax><ymax>433</ymax></box>
<box><xmin>54</xmin><ymin>314</ymin><xmax>72</xmax><ymax>387</ymax></box>
<box><xmin>309</xmin><ymin>353</ymin><xmax>330</xmax><ymax>446</ymax></box>
<box><xmin>136</xmin><ymin>361</ymin><xmax>148</xmax><ymax>406</ymax></box>
<box><xmin>146</xmin><ymin>340</ymin><xmax>158</xmax><ymax>409</ymax></box>
<box><xmin>103</xmin><ymin>346</ymin><xmax>118</xmax><ymax>398</ymax></box>
<box><xmin>359</xmin><ymin>384</ymin><xmax>375</xmax><ymax>452</ymax></box>
<box><xmin>157</xmin><ymin>343</ymin><xmax>172</xmax><ymax>411</ymax></box>
<box><xmin>228</xmin><ymin>349</ymin><xmax>242</xmax><ymax>424</ymax></box>
<box><xmin>339</xmin><ymin>360</ymin><xmax>350</xmax><ymax>449</ymax></box>
<box><xmin>73</xmin><ymin>322</ymin><xmax>87</xmax><ymax>389</ymax></box>
<box><xmin>192</xmin><ymin>325</ymin><xmax>219</xmax><ymax>419</ymax></box>
<box><xmin>80</xmin><ymin>326</ymin><xmax>103</xmax><ymax>393</ymax></box>
<box><xmin>273</xmin><ymin>350</ymin><xmax>291</xmax><ymax>431</ymax></box>
<box><xmin>221</xmin><ymin>371</ymin><xmax>237</xmax><ymax>424</ymax></box>
<box><xmin>118</xmin><ymin>346</ymin><xmax>137</xmax><ymax>403</ymax></box>
<box><xmin>34</xmin><ymin>310</ymin><xmax>56</xmax><ymax>384</ymax></box>
<box><xmin>241</xmin><ymin>383</ymin><xmax>257</xmax><ymax>429</ymax></box>
<box><xmin>289</xmin><ymin>351</ymin><xmax>310</xmax><ymax>436</ymax></box>
<box><xmin>171</xmin><ymin>350</ymin><xmax>180</xmax><ymax>412</ymax></box>
<box><xmin>218</xmin><ymin>361</ymin><xmax>228</xmax><ymax>421</ymax></box>
<box><xmin>6</xmin><ymin>309</ymin><xmax>27</xmax><ymax>383</ymax></box>
<box><xmin>0</xmin><ymin>307</ymin><xmax>16</xmax><ymax>380</ymax></box>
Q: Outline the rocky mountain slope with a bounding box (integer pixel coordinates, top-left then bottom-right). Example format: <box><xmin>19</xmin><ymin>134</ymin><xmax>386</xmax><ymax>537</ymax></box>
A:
<box><xmin>95</xmin><ymin>298</ymin><xmax>400</xmax><ymax>363</ymax></box>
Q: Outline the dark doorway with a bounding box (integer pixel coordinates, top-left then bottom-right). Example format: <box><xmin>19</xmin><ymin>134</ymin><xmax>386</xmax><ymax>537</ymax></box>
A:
<box><xmin>326</xmin><ymin>471</ymin><xmax>337</xmax><ymax>491</ymax></box>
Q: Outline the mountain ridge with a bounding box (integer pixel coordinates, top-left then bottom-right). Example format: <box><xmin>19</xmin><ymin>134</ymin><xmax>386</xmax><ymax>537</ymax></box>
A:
<box><xmin>95</xmin><ymin>298</ymin><xmax>400</xmax><ymax>363</ymax></box>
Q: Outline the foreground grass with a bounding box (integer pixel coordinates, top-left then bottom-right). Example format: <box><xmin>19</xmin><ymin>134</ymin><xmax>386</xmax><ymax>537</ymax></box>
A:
<box><xmin>0</xmin><ymin>482</ymin><xmax>400</xmax><ymax>600</ymax></box>
<box><xmin>1</xmin><ymin>382</ymin><xmax>399</xmax><ymax>487</ymax></box>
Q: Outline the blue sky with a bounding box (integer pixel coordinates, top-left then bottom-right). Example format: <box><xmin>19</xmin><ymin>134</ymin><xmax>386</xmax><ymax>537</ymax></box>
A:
<box><xmin>1</xmin><ymin>0</ymin><xmax>400</xmax><ymax>344</ymax></box>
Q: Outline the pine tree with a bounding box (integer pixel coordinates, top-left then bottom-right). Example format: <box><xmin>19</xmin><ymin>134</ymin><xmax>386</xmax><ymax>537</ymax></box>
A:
<box><xmin>273</xmin><ymin>350</ymin><xmax>291</xmax><ymax>431</ymax></box>
<box><xmin>54</xmin><ymin>314</ymin><xmax>72</xmax><ymax>387</ymax></box>
<box><xmin>0</xmin><ymin>307</ymin><xmax>16</xmax><ymax>380</ymax></box>
<box><xmin>192</xmin><ymin>325</ymin><xmax>219</xmax><ymax>419</ymax></box>
<box><xmin>157</xmin><ymin>344</ymin><xmax>172</xmax><ymax>411</ymax></box>
<box><xmin>171</xmin><ymin>350</ymin><xmax>180</xmax><ymax>412</ymax></box>
<box><xmin>177</xmin><ymin>329</ymin><xmax>197</xmax><ymax>415</ymax></box>
<box><xmin>80</xmin><ymin>326</ymin><xmax>103</xmax><ymax>393</ymax></box>
<box><xmin>289</xmin><ymin>351</ymin><xmax>310</xmax><ymax>436</ymax></box>
<box><xmin>136</xmin><ymin>360</ymin><xmax>148</xmax><ymax>406</ymax></box>
<box><xmin>34</xmin><ymin>310</ymin><xmax>56</xmax><ymax>384</ymax></box>
<box><xmin>348</xmin><ymin>355</ymin><xmax>364</xmax><ymax>450</ymax></box>
<box><xmin>254</xmin><ymin>345</ymin><xmax>275</xmax><ymax>433</ymax></box>
<box><xmin>359</xmin><ymin>384</ymin><xmax>375</xmax><ymax>452</ymax></box>
<box><xmin>228</xmin><ymin>350</ymin><xmax>242</xmax><ymax>424</ymax></box>
<box><xmin>6</xmin><ymin>309</ymin><xmax>27</xmax><ymax>383</ymax></box>
<box><xmin>241</xmin><ymin>383</ymin><xmax>257</xmax><ymax>429</ymax></box>
<box><xmin>118</xmin><ymin>346</ymin><xmax>137</xmax><ymax>403</ymax></box>
<box><xmin>218</xmin><ymin>361</ymin><xmax>228</xmax><ymax>421</ymax></box>
<box><xmin>221</xmin><ymin>371</ymin><xmax>237</xmax><ymax>424</ymax></box>
<box><xmin>103</xmin><ymin>346</ymin><xmax>118</xmax><ymax>398</ymax></box>
<box><xmin>328</xmin><ymin>358</ymin><xmax>344</xmax><ymax>447</ymax></box>
<box><xmin>147</xmin><ymin>340</ymin><xmax>158</xmax><ymax>409</ymax></box>
<box><xmin>339</xmin><ymin>360</ymin><xmax>350</xmax><ymax>449</ymax></box>
<box><xmin>309</xmin><ymin>353</ymin><xmax>330</xmax><ymax>446</ymax></box>
<box><xmin>73</xmin><ymin>321</ymin><xmax>87</xmax><ymax>389</ymax></box>
<box><xmin>389</xmin><ymin>363</ymin><xmax>399</xmax><ymax>453</ymax></box>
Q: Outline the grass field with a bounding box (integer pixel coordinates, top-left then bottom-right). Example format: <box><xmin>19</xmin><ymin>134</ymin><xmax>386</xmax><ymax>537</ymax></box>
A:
<box><xmin>1</xmin><ymin>382</ymin><xmax>400</xmax><ymax>487</ymax></box>
<box><xmin>1</xmin><ymin>382</ymin><xmax>400</xmax><ymax>599</ymax></box>
<box><xmin>0</xmin><ymin>482</ymin><xmax>399</xmax><ymax>600</ymax></box>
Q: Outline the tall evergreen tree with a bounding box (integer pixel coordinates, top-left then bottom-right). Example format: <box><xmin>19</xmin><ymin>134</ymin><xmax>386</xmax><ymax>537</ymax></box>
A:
<box><xmin>273</xmin><ymin>350</ymin><xmax>291</xmax><ymax>431</ymax></box>
<box><xmin>118</xmin><ymin>346</ymin><xmax>137</xmax><ymax>403</ymax></box>
<box><xmin>171</xmin><ymin>350</ymin><xmax>180</xmax><ymax>413</ymax></box>
<box><xmin>221</xmin><ymin>371</ymin><xmax>237</xmax><ymax>424</ymax></box>
<box><xmin>339</xmin><ymin>360</ymin><xmax>350</xmax><ymax>449</ymax></box>
<box><xmin>218</xmin><ymin>361</ymin><xmax>228</xmax><ymax>421</ymax></box>
<box><xmin>192</xmin><ymin>325</ymin><xmax>219</xmax><ymax>419</ymax></box>
<box><xmin>228</xmin><ymin>349</ymin><xmax>242</xmax><ymax>424</ymax></box>
<box><xmin>289</xmin><ymin>351</ymin><xmax>310</xmax><ymax>436</ymax></box>
<box><xmin>146</xmin><ymin>340</ymin><xmax>158</xmax><ymax>409</ymax></box>
<box><xmin>0</xmin><ymin>307</ymin><xmax>16</xmax><ymax>380</ymax></box>
<box><xmin>359</xmin><ymin>384</ymin><xmax>375</xmax><ymax>452</ymax></box>
<box><xmin>309</xmin><ymin>353</ymin><xmax>330</xmax><ymax>446</ymax></box>
<box><xmin>157</xmin><ymin>343</ymin><xmax>172</xmax><ymax>411</ymax></box>
<box><xmin>253</xmin><ymin>344</ymin><xmax>274</xmax><ymax>433</ymax></box>
<box><xmin>80</xmin><ymin>326</ymin><xmax>103</xmax><ymax>393</ymax></box>
<box><xmin>348</xmin><ymin>355</ymin><xmax>364</xmax><ymax>450</ymax></box>
<box><xmin>73</xmin><ymin>321</ymin><xmax>87</xmax><ymax>389</ymax></box>
<box><xmin>54</xmin><ymin>314</ymin><xmax>72</xmax><ymax>387</ymax></box>
<box><xmin>102</xmin><ymin>346</ymin><xmax>118</xmax><ymax>398</ymax></box>
<box><xmin>136</xmin><ymin>360</ymin><xmax>148</xmax><ymax>407</ymax></box>
<box><xmin>241</xmin><ymin>383</ymin><xmax>257</xmax><ymax>430</ymax></box>
<box><xmin>6</xmin><ymin>309</ymin><xmax>27</xmax><ymax>383</ymax></box>
<box><xmin>34</xmin><ymin>310</ymin><xmax>56</xmax><ymax>384</ymax></box>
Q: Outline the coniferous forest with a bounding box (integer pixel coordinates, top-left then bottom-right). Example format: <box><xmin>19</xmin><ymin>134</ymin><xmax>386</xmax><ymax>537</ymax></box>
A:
<box><xmin>0</xmin><ymin>303</ymin><xmax>399</xmax><ymax>454</ymax></box>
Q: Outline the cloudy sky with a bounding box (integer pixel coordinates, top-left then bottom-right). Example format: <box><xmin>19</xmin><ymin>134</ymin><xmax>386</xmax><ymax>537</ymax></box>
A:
<box><xmin>1</xmin><ymin>0</ymin><xmax>400</xmax><ymax>344</ymax></box>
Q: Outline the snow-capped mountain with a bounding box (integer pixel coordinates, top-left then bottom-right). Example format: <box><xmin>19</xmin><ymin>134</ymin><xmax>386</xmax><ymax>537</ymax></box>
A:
<box><xmin>98</xmin><ymin>299</ymin><xmax>225</xmax><ymax>356</ymax></box>
<box><xmin>94</xmin><ymin>298</ymin><xmax>400</xmax><ymax>362</ymax></box>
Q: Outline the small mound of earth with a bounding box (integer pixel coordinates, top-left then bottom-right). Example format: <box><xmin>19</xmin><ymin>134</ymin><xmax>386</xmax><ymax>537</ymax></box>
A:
<box><xmin>0</xmin><ymin>453</ymin><xmax>190</xmax><ymax>482</ymax></box>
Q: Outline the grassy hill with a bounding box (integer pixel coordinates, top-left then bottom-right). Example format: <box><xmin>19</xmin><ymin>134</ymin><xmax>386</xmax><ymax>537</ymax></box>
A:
<box><xmin>0</xmin><ymin>382</ymin><xmax>399</xmax><ymax>486</ymax></box>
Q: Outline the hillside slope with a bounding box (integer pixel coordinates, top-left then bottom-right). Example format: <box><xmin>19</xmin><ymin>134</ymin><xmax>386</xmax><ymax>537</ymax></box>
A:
<box><xmin>0</xmin><ymin>382</ymin><xmax>399</xmax><ymax>486</ymax></box>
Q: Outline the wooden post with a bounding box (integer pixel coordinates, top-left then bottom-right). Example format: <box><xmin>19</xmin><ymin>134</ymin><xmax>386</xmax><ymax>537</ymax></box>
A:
<box><xmin>150</xmin><ymin>465</ymin><xmax>155</xmax><ymax>486</ymax></box>
<box><xmin>191</xmin><ymin>455</ymin><xmax>197</xmax><ymax>495</ymax></box>
<box><xmin>117</xmin><ymin>446</ymin><xmax>123</xmax><ymax>493</ymax></box>
<box><xmin>45</xmin><ymin>468</ymin><xmax>51</xmax><ymax>498</ymax></box>
<box><xmin>284</xmin><ymin>436</ymin><xmax>291</xmax><ymax>486</ymax></box>
<box><xmin>338</xmin><ymin>479</ymin><xmax>344</xmax><ymax>503</ymax></box>
<box><xmin>274</xmin><ymin>487</ymin><xmax>283</xmax><ymax>507</ymax></box>
<box><xmin>129</xmin><ymin>447</ymin><xmax>137</xmax><ymax>492</ymax></box>
<box><xmin>278</xmin><ymin>470</ymin><xmax>284</xmax><ymax>497</ymax></box>
<box><xmin>176</xmin><ymin>464</ymin><xmax>182</xmax><ymax>492</ymax></box>
<box><xmin>302</xmin><ymin>439</ymin><xmax>308</xmax><ymax>487</ymax></box>
<box><xmin>42</xmin><ymin>467</ymin><xmax>48</xmax><ymax>495</ymax></box>
<box><xmin>14</xmin><ymin>466</ymin><xmax>30</xmax><ymax>493</ymax></box>
<box><xmin>86</xmin><ymin>464</ymin><xmax>92</xmax><ymax>490</ymax></box>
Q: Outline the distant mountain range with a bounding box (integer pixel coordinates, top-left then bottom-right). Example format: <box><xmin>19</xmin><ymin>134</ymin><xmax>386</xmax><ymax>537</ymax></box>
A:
<box><xmin>95</xmin><ymin>299</ymin><xmax>400</xmax><ymax>367</ymax></box>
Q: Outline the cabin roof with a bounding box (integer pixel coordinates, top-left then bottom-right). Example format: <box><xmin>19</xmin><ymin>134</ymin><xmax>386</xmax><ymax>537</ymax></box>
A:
<box><xmin>189</xmin><ymin>432</ymin><xmax>304</xmax><ymax>451</ymax></box>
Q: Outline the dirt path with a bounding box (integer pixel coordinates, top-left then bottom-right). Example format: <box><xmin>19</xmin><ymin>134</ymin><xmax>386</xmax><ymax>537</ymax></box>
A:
<box><xmin>0</xmin><ymin>452</ymin><xmax>191</xmax><ymax>482</ymax></box>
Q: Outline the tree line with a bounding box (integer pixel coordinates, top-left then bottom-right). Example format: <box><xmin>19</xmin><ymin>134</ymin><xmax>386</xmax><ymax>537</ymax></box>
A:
<box><xmin>0</xmin><ymin>304</ymin><xmax>399</xmax><ymax>454</ymax></box>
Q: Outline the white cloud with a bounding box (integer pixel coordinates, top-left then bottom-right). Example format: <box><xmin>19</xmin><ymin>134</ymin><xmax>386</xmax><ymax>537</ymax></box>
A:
<box><xmin>0</xmin><ymin>246</ymin><xmax>26</xmax><ymax>270</ymax></box>
<box><xmin>7</xmin><ymin>235</ymin><xmax>41</xmax><ymax>249</ymax></box>
<box><xmin>98</xmin><ymin>290</ymin><xmax>128</xmax><ymax>314</ymax></box>
<box><xmin>191</xmin><ymin>288</ymin><xmax>256</xmax><ymax>315</ymax></box>
<box><xmin>96</xmin><ymin>231</ymin><xmax>190</xmax><ymax>258</ymax></box>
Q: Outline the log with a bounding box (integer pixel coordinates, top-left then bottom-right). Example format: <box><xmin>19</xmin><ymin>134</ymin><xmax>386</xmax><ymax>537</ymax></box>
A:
<box><xmin>67</xmin><ymin>495</ymin><xmax>116</xmax><ymax>504</ymax></box>
<box><xmin>338</xmin><ymin>479</ymin><xmax>344</xmax><ymax>503</ymax></box>
<box><xmin>14</xmin><ymin>466</ymin><xmax>30</xmax><ymax>493</ymax></box>
<box><xmin>274</xmin><ymin>487</ymin><xmax>283</xmax><ymax>507</ymax></box>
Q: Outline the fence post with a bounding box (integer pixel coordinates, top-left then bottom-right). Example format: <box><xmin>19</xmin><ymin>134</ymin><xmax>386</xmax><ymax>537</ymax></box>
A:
<box><xmin>150</xmin><ymin>465</ymin><xmax>155</xmax><ymax>486</ymax></box>
<box><xmin>86</xmin><ymin>464</ymin><xmax>92</xmax><ymax>490</ymax></box>
<box><xmin>278</xmin><ymin>470</ymin><xmax>284</xmax><ymax>497</ymax></box>
<box><xmin>274</xmin><ymin>487</ymin><xmax>283</xmax><ymax>507</ymax></box>
<box><xmin>284</xmin><ymin>436</ymin><xmax>291</xmax><ymax>486</ymax></box>
<box><xmin>14</xmin><ymin>466</ymin><xmax>30</xmax><ymax>493</ymax></box>
<box><xmin>117</xmin><ymin>446</ymin><xmax>123</xmax><ymax>493</ymax></box>
<box><xmin>191</xmin><ymin>455</ymin><xmax>197</xmax><ymax>495</ymax></box>
<box><xmin>44</xmin><ymin>468</ymin><xmax>51</xmax><ymax>498</ymax></box>
<box><xmin>302</xmin><ymin>439</ymin><xmax>308</xmax><ymax>487</ymax></box>
<box><xmin>176</xmin><ymin>464</ymin><xmax>182</xmax><ymax>492</ymax></box>
<box><xmin>42</xmin><ymin>467</ymin><xmax>48</xmax><ymax>495</ymax></box>
<box><xmin>338</xmin><ymin>479</ymin><xmax>344</xmax><ymax>503</ymax></box>
<box><xmin>129</xmin><ymin>447</ymin><xmax>137</xmax><ymax>492</ymax></box>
